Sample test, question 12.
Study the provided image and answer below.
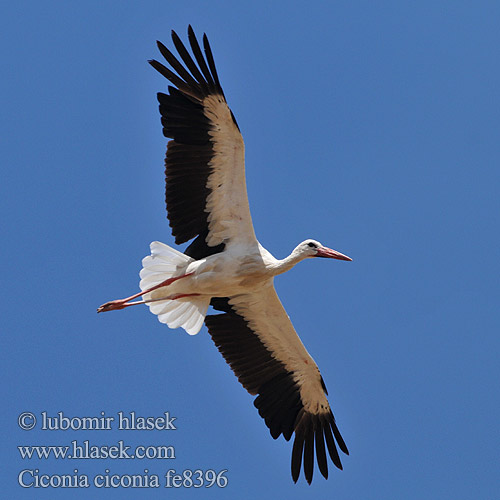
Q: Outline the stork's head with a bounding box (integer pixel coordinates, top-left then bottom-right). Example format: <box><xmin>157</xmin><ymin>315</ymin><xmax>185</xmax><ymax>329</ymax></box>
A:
<box><xmin>297</xmin><ymin>239</ymin><xmax>352</xmax><ymax>261</ymax></box>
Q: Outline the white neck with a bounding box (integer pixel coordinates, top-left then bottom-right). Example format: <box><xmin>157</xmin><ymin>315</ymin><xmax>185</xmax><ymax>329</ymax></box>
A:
<box><xmin>272</xmin><ymin>249</ymin><xmax>308</xmax><ymax>276</ymax></box>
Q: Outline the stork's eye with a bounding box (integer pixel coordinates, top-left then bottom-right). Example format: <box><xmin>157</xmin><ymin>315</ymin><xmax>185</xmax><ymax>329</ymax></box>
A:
<box><xmin>307</xmin><ymin>242</ymin><xmax>317</xmax><ymax>248</ymax></box>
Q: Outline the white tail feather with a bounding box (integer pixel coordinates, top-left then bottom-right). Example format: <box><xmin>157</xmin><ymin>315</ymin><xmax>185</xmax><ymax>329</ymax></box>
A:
<box><xmin>139</xmin><ymin>241</ymin><xmax>209</xmax><ymax>335</ymax></box>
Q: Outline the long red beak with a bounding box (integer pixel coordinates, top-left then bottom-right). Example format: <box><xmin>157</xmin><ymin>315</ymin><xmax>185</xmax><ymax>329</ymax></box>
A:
<box><xmin>316</xmin><ymin>246</ymin><xmax>352</xmax><ymax>261</ymax></box>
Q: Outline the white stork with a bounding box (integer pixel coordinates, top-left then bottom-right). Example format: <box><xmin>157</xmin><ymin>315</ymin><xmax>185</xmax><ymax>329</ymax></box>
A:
<box><xmin>98</xmin><ymin>26</ymin><xmax>352</xmax><ymax>484</ymax></box>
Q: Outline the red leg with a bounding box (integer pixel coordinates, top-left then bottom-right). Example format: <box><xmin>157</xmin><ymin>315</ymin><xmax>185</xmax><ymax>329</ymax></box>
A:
<box><xmin>167</xmin><ymin>293</ymin><xmax>201</xmax><ymax>300</ymax></box>
<box><xmin>99</xmin><ymin>293</ymin><xmax>202</xmax><ymax>311</ymax></box>
<box><xmin>97</xmin><ymin>273</ymin><xmax>193</xmax><ymax>313</ymax></box>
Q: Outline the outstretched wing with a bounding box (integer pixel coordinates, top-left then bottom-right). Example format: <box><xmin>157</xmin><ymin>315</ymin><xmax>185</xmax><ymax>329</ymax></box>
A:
<box><xmin>149</xmin><ymin>26</ymin><xmax>256</xmax><ymax>252</ymax></box>
<box><xmin>205</xmin><ymin>287</ymin><xmax>348</xmax><ymax>484</ymax></box>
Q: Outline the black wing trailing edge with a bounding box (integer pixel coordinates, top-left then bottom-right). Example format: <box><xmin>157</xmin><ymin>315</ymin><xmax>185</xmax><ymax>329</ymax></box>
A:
<box><xmin>205</xmin><ymin>300</ymin><xmax>349</xmax><ymax>484</ymax></box>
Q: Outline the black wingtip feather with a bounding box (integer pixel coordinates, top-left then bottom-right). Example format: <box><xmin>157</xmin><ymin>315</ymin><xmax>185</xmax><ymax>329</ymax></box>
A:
<box><xmin>323</xmin><ymin>421</ymin><xmax>343</xmax><ymax>470</ymax></box>
<box><xmin>187</xmin><ymin>26</ymin><xmax>217</xmax><ymax>92</ymax></box>
<box><xmin>303</xmin><ymin>425</ymin><xmax>315</xmax><ymax>484</ymax></box>
<box><xmin>202</xmin><ymin>32</ymin><xmax>224</xmax><ymax>96</ymax></box>
<box><xmin>171</xmin><ymin>30</ymin><xmax>208</xmax><ymax>90</ymax></box>
<box><xmin>149</xmin><ymin>59</ymin><xmax>199</xmax><ymax>100</ymax></box>
<box><xmin>157</xmin><ymin>39</ymin><xmax>200</xmax><ymax>90</ymax></box>
<box><xmin>332</xmin><ymin>421</ymin><xmax>349</xmax><ymax>455</ymax></box>
<box><xmin>291</xmin><ymin>428</ymin><xmax>305</xmax><ymax>483</ymax></box>
<box><xmin>315</xmin><ymin>426</ymin><xmax>329</xmax><ymax>480</ymax></box>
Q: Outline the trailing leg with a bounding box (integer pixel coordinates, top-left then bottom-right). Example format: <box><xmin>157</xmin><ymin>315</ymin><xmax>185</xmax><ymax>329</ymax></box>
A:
<box><xmin>97</xmin><ymin>273</ymin><xmax>193</xmax><ymax>313</ymax></box>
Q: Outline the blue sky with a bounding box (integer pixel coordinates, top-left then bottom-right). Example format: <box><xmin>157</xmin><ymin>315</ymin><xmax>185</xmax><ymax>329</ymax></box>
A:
<box><xmin>2</xmin><ymin>1</ymin><xmax>499</xmax><ymax>498</ymax></box>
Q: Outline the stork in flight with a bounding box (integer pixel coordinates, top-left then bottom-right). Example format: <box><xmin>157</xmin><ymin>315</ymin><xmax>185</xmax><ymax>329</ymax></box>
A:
<box><xmin>98</xmin><ymin>26</ymin><xmax>352</xmax><ymax>484</ymax></box>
